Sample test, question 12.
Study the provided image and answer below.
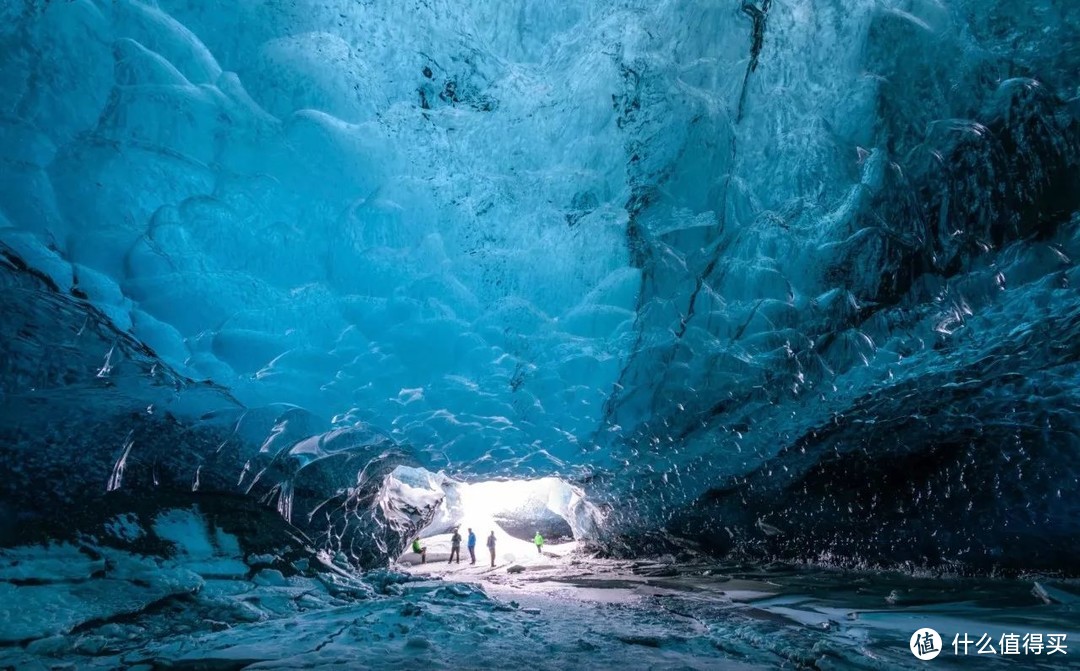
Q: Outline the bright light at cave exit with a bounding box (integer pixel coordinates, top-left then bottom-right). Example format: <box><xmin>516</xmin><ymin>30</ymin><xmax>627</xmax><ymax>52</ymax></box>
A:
<box><xmin>458</xmin><ymin>477</ymin><xmax>571</xmax><ymax>533</ymax></box>
<box><xmin>386</xmin><ymin>466</ymin><xmax>596</xmax><ymax>560</ymax></box>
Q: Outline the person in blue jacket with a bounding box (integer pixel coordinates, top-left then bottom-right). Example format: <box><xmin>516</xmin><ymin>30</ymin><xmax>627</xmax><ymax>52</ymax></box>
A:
<box><xmin>467</xmin><ymin>528</ymin><xmax>477</xmax><ymax>564</ymax></box>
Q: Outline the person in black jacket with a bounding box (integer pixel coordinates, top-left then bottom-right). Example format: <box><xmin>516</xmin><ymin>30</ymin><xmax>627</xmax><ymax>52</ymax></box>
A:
<box><xmin>448</xmin><ymin>528</ymin><xmax>462</xmax><ymax>564</ymax></box>
<box><xmin>486</xmin><ymin>531</ymin><xmax>496</xmax><ymax>567</ymax></box>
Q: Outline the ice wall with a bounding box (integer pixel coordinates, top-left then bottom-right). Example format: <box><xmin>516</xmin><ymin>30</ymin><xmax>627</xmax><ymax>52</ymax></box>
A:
<box><xmin>1</xmin><ymin>0</ymin><xmax>643</xmax><ymax>478</ymax></box>
<box><xmin>1</xmin><ymin>0</ymin><xmax>1078</xmax><ymax>571</ymax></box>
<box><xmin>0</xmin><ymin>250</ymin><xmax>422</xmax><ymax>565</ymax></box>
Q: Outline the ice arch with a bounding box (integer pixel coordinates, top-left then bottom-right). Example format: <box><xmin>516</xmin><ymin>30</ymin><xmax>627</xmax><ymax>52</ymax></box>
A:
<box><xmin>1</xmin><ymin>0</ymin><xmax>1078</xmax><ymax>572</ymax></box>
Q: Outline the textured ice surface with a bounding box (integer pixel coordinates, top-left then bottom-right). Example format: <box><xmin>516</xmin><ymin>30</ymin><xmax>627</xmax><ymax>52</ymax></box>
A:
<box><xmin>1</xmin><ymin>0</ymin><xmax>1079</xmax><ymax>575</ymax></box>
<box><xmin>2</xmin><ymin>515</ymin><xmax>1078</xmax><ymax>670</ymax></box>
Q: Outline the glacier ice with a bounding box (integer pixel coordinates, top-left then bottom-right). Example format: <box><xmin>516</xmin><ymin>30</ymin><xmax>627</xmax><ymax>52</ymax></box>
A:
<box><xmin>1</xmin><ymin>0</ymin><xmax>1079</xmax><ymax>588</ymax></box>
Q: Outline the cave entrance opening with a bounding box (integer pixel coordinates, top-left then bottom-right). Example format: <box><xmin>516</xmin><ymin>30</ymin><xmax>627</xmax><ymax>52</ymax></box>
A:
<box><xmin>384</xmin><ymin>466</ymin><xmax>600</xmax><ymax>566</ymax></box>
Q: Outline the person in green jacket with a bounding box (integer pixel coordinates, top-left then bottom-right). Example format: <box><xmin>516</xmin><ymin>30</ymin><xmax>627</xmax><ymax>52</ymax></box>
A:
<box><xmin>411</xmin><ymin>538</ymin><xmax>426</xmax><ymax>564</ymax></box>
<box><xmin>534</xmin><ymin>531</ymin><xmax>544</xmax><ymax>554</ymax></box>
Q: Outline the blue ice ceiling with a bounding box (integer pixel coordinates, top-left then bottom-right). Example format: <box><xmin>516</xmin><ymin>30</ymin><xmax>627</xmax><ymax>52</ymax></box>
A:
<box><xmin>1</xmin><ymin>0</ymin><xmax>1079</xmax><ymax>571</ymax></box>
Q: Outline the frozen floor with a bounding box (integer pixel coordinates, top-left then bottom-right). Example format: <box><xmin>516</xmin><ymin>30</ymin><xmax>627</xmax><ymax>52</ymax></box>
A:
<box><xmin>4</xmin><ymin>541</ymin><xmax>1080</xmax><ymax>670</ymax></box>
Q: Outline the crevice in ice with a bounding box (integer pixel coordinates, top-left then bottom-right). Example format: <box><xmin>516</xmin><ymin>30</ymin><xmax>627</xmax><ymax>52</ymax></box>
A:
<box><xmin>736</xmin><ymin>0</ymin><xmax>773</xmax><ymax>123</ymax></box>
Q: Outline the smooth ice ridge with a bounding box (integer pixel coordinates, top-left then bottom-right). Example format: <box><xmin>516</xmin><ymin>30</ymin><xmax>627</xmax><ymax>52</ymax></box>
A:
<box><xmin>1</xmin><ymin>0</ymin><xmax>1079</xmax><ymax>573</ymax></box>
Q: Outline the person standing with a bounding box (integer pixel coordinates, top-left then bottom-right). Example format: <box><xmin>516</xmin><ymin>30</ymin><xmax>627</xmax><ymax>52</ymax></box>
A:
<box><xmin>411</xmin><ymin>538</ymin><xmax>426</xmax><ymax>564</ymax></box>
<box><xmin>467</xmin><ymin>528</ymin><xmax>477</xmax><ymax>564</ymax></box>
<box><xmin>448</xmin><ymin>528</ymin><xmax>462</xmax><ymax>564</ymax></box>
<box><xmin>534</xmin><ymin>531</ymin><xmax>544</xmax><ymax>554</ymax></box>
<box><xmin>487</xmin><ymin>531</ymin><xmax>497</xmax><ymax>567</ymax></box>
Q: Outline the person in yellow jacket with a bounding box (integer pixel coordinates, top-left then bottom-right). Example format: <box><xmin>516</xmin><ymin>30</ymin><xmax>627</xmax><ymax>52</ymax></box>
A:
<box><xmin>533</xmin><ymin>531</ymin><xmax>544</xmax><ymax>554</ymax></box>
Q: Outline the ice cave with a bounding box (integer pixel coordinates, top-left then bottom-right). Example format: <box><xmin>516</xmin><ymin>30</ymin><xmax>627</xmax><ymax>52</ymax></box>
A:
<box><xmin>1</xmin><ymin>0</ymin><xmax>1079</xmax><ymax>668</ymax></box>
